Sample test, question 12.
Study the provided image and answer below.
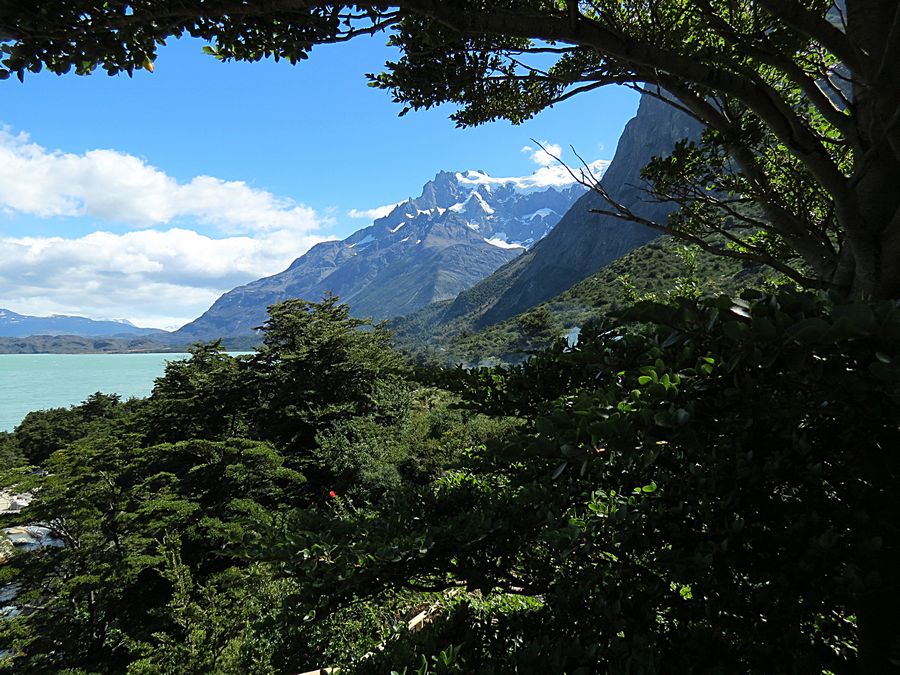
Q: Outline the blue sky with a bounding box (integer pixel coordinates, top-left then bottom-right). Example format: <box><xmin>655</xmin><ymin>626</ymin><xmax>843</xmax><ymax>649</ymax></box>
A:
<box><xmin>0</xmin><ymin>35</ymin><xmax>639</xmax><ymax>328</ymax></box>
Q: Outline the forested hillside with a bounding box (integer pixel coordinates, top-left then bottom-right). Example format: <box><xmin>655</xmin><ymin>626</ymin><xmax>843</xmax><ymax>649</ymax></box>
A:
<box><xmin>392</xmin><ymin>236</ymin><xmax>776</xmax><ymax>364</ymax></box>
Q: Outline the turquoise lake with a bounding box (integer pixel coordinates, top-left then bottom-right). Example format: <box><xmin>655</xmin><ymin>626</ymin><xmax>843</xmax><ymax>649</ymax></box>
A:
<box><xmin>0</xmin><ymin>353</ymin><xmax>193</xmax><ymax>432</ymax></box>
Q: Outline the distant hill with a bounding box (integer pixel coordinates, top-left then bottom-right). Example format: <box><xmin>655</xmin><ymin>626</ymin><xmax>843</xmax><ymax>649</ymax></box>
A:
<box><xmin>174</xmin><ymin>170</ymin><xmax>588</xmax><ymax>341</ymax></box>
<box><xmin>0</xmin><ymin>334</ymin><xmax>173</xmax><ymax>354</ymax></box>
<box><xmin>0</xmin><ymin>308</ymin><xmax>165</xmax><ymax>339</ymax></box>
<box><xmin>0</xmin><ymin>333</ymin><xmax>258</xmax><ymax>355</ymax></box>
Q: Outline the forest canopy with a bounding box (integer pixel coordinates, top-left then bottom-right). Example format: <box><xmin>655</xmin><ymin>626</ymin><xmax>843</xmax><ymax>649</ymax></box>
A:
<box><xmin>2</xmin><ymin>2</ymin><xmax>900</xmax><ymax>673</ymax></box>
<box><xmin>1</xmin><ymin>293</ymin><xmax>899</xmax><ymax>673</ymax></box>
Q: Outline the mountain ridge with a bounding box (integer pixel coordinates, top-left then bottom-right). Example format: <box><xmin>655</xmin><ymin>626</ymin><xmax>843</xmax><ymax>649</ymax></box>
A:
<box><xmin>0</xmin><ymin>308</ymin><xmax>165</xmax><ymax>339</ymax></box>
<box><xmin>389</xmin><ymin>94</ymin><xmax>704</xmax><ymax>343</ymax></box>
<box><xmin>173</xmin><ymin>169</ymin><xmax>591</xmax><ymax>340</ymax></box>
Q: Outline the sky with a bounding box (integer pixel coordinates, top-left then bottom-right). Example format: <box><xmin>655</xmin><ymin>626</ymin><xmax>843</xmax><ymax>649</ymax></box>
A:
<box><xmin>0</xmin><ymin>35</ymin><xmax>640</xmax><ymax>330</ymax></box>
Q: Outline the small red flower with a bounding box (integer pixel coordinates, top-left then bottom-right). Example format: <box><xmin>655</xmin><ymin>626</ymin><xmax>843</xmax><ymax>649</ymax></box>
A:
<box><xmin>328</xmin><ymin>490</ymin><xmax>337</xmax><ymax>498</ymax></box>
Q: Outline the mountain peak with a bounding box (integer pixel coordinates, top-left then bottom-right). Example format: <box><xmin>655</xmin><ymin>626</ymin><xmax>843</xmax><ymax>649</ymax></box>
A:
<box><xmin>175</xmin><ymin>167</ymin><xmax>588</xmax><ymax>339</ymax></box>
<box><xmin>359</xmin><ymin>168</ymin><xmax>590</xmax><ymax>250</ymax></box>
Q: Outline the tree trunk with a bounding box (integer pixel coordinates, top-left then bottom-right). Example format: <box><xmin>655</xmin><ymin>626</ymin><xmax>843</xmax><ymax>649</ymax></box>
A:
<box><xmin>857</xmin><ymin>589</ymin><xmax>900</xmax><ymax>674</ymax></box>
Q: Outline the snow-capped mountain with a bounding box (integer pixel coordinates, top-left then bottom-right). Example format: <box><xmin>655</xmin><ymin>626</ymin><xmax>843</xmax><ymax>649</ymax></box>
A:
<box><xmin>174</xmin><ymin>169</ymin><xmax>593</xmax><ymax>339</ymax></box>
<box><xmin>361</xmin><ymin>169</ymin><xmax>590</xmax><ymax>249</ymax></box>
<box><xmin>0</xmin><ymin>308</ymin><xmax>164</xmax><ymax>338</ymax></box>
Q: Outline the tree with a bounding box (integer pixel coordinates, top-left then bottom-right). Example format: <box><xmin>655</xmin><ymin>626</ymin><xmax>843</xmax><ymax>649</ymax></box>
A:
<box><xmin>144</xmin><ymin>341</ymin><xmax>247</xmax><ymax>444</ymax></box>
<box><xmin>1</xmin><ymin>1</ymin><xmax>898</xmax><ymax>297</ymax></box>
<box><xmin>244</xmin><ymin>295</ymin><xmax>408</xmax><ymax>453</ymax></box>
<box><xmin>0</xmin><ymin>433</ymin><xmax>306</xmax><ymax>672</ymax></box>
<box><xmin>11</xmin><ymin>392</ymin><xmax>127</xmax><ymax>465</ymax></box>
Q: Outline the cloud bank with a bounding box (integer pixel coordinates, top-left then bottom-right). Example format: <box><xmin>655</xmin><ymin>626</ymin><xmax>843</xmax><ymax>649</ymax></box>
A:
<box><xmin>0</xmin><ymin>128</ymin><xmax>322</xmax><ymax>233</ymax></box>
<box><xmin>458</xmin><ymin>141</ymin><xmax>609</xmax><ymax>191</ymax></box>
<box><xmin>351</xmin><ymin>141</ymin><xmax>610</xmax><ymax>217</ymax></box>
<box><xmin>0</xmin><ymin>228</ymin><xmax>331</xmax><ymax>331</ymax></box>
<box><xmin>0</xmin><ymin>128</ymin><xmax>333</xmax><ymax>329</ymax></box>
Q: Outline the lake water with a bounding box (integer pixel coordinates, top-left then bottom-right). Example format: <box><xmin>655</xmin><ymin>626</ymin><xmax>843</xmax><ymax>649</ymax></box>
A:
<box><xmin>0</xmin><ymin>353</ymin><xmax>193</xmax><ymax>432</ymax></box>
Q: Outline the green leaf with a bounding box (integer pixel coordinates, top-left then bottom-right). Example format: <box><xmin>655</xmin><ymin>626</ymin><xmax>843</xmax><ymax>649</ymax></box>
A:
<box><xmin>831</xmin><ymin>304</ymin><xmax>877</xmax><ymax>333</ymax></box>
<box><xmin>722</xmin><ymin>321</ymin><xmax>747</xmax><ymax>341</ymax></box>
<box><xmin>729</xmin><ymin>304</ymin><xmax>751</xmax><ymax>319</ymax></box>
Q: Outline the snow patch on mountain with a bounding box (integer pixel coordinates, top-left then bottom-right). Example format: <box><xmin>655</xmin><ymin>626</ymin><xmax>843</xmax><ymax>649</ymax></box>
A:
<box><xmin>485</xmin><ymin>237</ymin><xmax>526</xmax><ymax>250</ymax></box>
<box><xmin>473</xmin><ymin>192</ymin><xmax>494</xmax><ymax>214</ymax></box>
<box><xmin>348</xmin><ymin>234</ymin><xmax>374</xmax><ymax>248</ymax></box>
<box><xmin>527</xmin><ymin>208</ymin><xmax>557</xmax><ymax>220</ymax></box>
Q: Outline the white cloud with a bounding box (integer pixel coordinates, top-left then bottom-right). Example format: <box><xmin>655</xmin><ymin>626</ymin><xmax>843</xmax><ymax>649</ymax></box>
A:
<box><xmin>521</xmin><ymin>141</ymin><xmax>564</xmax><ymax>167</ymax></box>
<box><xmin>0</xmin><ymin>126</ymin><xmax>338</xmax><ymax>330</ymax></box>
<box><xmin>0</xmin><ymin>127</ymin><xmax>322</xmax><ymax>234</ymax></box>
<box><xmin>456</xmin><ymin>158</ymin><xmax>610</xmax><ymax>192</ymax></box>
<box><xmin>0</xmin><ymin>228</ymin><xmax>331</xmax><ymax>330</ymax></box>
<box><xmin>347</xmin><ymin>201</ymin><xmax>405</xmax><ymax>220</ymax></box>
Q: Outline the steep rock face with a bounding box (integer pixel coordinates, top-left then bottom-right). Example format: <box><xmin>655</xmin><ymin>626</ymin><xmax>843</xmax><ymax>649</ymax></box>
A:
<box><xmin>174</xmin><ymin>173</ymin><xmax>584</xmax><ymax>340</ymax></box>
<box><xmin>436</xmin><ymin>94</ymin><xmax>702</xmax><ymax>329</ymax></box>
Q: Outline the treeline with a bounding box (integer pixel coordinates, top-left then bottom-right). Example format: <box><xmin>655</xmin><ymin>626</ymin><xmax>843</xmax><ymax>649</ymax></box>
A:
<box><xmin>1</xmin><ymin>291</ymin><xmax>899</xmax><ymax>673</ymax></box>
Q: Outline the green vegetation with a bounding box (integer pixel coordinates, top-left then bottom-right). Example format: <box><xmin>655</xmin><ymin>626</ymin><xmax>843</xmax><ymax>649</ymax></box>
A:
<box><xmin>0</xmin><ymin>298</ymin><xmax>520</xmax><ymax>672</ymax></box>
<box><xmin>3</xmin><ymin>4</ymin><xmax>900</xmax><ymax>672</ymax></box>
<box><xmin>1</xmin><ymin>291</ymin><xmax>898</xmax><ymax>673</ymax></box>
<box><xmin>394</xmin><ymin>237</ymin><xmax>778</xmax><ymax>364</ymax></box>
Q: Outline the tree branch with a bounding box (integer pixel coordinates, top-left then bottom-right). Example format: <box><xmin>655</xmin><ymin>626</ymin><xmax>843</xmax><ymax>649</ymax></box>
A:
<box><xmin>752</xmin><ymin>0</ymin><xmax>864</xmax><ymax>73</ymax></box>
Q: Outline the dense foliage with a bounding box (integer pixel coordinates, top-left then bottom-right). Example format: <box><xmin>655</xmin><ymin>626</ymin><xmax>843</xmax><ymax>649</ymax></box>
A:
<box><xmin>3</xmin><ymin>3</ymin><xmax>898</xmax><ymax>672</ymax></box>
<box><xmin>1</xmin><ymin>292</ymin><xmax>898</xmax><ymax>673</ymax></box>
<box><xmin>0</xmin><ymin>298</ymin><xmax>518</xmax><ymax>672</ymax></box>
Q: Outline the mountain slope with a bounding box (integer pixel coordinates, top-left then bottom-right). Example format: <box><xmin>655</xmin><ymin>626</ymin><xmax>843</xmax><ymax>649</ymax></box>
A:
<box><xmin>401</xmin><ymin>94</ymin><xmax>703</xmax><ymax>338</ymax></box>
<box><xmin>393</xmin><ymin>235</ymin><xmax>776</xmax><ymax>365</ymax></box>
<box><xmin>174</xmin><ymin>171</ymin><xmax>587</xmax><ymax>340</ymax></box>
<box><xmin>0</xmin><ymin>309</ymin><xmax>164</xmax><ymax>338</ymax></box>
